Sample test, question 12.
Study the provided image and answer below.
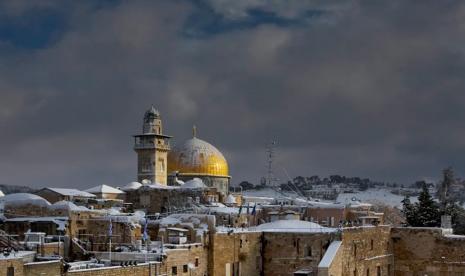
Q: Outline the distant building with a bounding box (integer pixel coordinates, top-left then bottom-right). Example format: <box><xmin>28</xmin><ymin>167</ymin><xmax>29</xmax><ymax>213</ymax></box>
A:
<box><xmin>84</xmin><ymin>184</ymin><xmax>125</xmax><ymax>200</ymax></box>
<box><xmin>35</xmin><ymin>188</ymin><xmax>96</xmax><ymax>203</ymax></box>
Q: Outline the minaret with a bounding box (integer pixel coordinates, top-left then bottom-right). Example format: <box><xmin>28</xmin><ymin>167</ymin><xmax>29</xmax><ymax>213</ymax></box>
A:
<box><xmin>133</xmin><ymin>106</ymin><xmax>172</xmax><ymax>185</ymax></box>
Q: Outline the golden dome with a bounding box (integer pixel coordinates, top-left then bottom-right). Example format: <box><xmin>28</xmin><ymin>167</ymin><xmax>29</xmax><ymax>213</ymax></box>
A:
<box><xmin>168</xmin><ymin>137</ymin><xmax>229</xmax><ymax>177</ymax></box>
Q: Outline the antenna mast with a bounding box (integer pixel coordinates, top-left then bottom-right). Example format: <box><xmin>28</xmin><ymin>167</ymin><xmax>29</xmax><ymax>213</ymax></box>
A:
<box><xmin>266</xmin><ymin>140</ymin><xmax>277</xmax><ymax>186</ymax></box>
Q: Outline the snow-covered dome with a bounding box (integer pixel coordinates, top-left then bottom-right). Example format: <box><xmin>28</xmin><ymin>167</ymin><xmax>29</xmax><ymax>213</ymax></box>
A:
<box><xmin>181</xmin><ymin>178</ymin><xmax>207</xmax><ymax>189</ymax></box>
<box><xmin>225</xmin><ymin>194</ymin><xmax>237</xmax><ymax>204</ymax></box>
<box><xmin>1</xmin><ymin>193</ymin><xmax>51</xmax><ymax>208</ymax></box>
<box><xmin>120</xmin><ymin>182</ymin><xmax>142</xmax><ymax>191</ymax></box>
<box><xmin>0</xmin><ymin>190</ymin><xmax>4</xmax><ymax>197</ymax></box>
<box><xmin>50</xmin><ymin>200</ymin><xmax>83</xmax><ymax>211</ymax></box>
<box><xmin>255</xmin><ymin>220</ymin><xmax>334</xmax><ymax>233</ymax></box>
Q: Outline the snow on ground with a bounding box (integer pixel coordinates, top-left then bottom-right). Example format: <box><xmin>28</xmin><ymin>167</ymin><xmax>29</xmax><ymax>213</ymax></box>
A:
<box><xmin>336</xmin><ymin>189</ymin><xmax>418</xmax><ymax>208</ymax></box>
<box><xmin>242</xmin><ymin>188</ymin><xmax>297</xmax><ymax>198</ymax></box>
<box><xmin>242</xmin><ymin>188</ymin><xmax>417</xmax><ymax>208</ymax></box>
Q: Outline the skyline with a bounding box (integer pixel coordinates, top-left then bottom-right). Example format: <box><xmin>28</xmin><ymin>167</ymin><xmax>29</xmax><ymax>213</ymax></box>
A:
<box><xmin>1</xmin><ymin>0</ymin><xmax>464</xmax><ymax>188</ymax></box>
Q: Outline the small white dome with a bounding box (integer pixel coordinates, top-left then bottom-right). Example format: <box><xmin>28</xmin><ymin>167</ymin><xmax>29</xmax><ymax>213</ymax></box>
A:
<box><xmin>50</xmin><ymin>200</ymin><xmax>82</xmax><ymax>211</ymax></box>
<box><xmin>120</xmin><ymin>182</ymin><xmax>142</xmax><ymax>191</ymax></box>
<box><xmin>182</xmin><ymin>178</ymin><xmax>207</xmax><ymax>189</ymax></box>
<box><xmin>225</xmin><ymin>194</ymin><xmax>236</xmax><ymax>204</ymax></box>
<box><xmin>2</xmin><ymin>193</ymin><xmax>51</xmax><ymax>207</ymax></box>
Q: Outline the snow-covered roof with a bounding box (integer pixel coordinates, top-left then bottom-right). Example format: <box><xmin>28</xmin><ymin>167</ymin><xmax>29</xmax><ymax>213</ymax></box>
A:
<box><xmin>254</xmin><ymin>219</ymin><xmax>336</xmax><ymax>233</ymax></box>
<box><xmin>202</xmin><ymin>205</ymin><xmax>240</xmax><ymax>214</ymax></box>
<box><xmin>85</xmin><ymin>184</ymin><xmax>125</xmax><ymax>194</ymax></box>
<box><xmin>46</xmin><ymin>188</ymin><xmax>96</xmax><ymax>198</ymax></box>
<box><xmin>50</xmin><ymin>200</ymin><xmax>89</xmax><ymax>212</ymax></box>
<box><xmin>144</xmin><ymin>183</ymin><xmax>178</xmax><ymax>190</ymax></box>
<box><xmin>1</xmin><ymin>193</ymin><xmax>51</xmax><ymax>207</ymax></box>
<box><xmin>119</xmin><ymin>182</ymin><xmax>142</xmax><ymax>191</ymax></box>
<box><xmin>181</xmin><ymin>178</ymin><xmax>207</xmax><ymax>189</ymax></box>
<box><xmin>318</xmin><ymin>240</ymin><xmax>342</xmax><ymax>268</ymax></box>
<box><xmin>225</xmin><ymin>194</ymin><xmax>237</xmax><ymax>204</ymax></box>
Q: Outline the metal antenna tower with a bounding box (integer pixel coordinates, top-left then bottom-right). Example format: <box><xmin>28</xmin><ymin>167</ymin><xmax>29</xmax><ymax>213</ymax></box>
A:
<box><xmin>266</xmin><ymin>140</ymin><xmax>277</xmax><ymax>186</ymax></box>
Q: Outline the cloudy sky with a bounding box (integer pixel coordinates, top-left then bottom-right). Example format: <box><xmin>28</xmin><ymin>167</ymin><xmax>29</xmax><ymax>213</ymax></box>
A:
<box><xmin>0</xmin><ymin>0</ymin><xmax>464</xmax><ymax>189</ymax></box>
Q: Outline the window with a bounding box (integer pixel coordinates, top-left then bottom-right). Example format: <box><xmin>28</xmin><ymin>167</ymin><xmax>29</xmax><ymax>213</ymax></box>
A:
<box><xmin>376</xmin><ymin>266</ymin><xmax>381</xmax><ymax>276</ymax></box>
<box><xmin>366</xmin><ymin>268</ymin><xmax>369</xmax><ymax>276</ymax></box>
<box><xmin>306</xmin><ymin>246</ymin><xmax>312</xmax><ymax>257</ymax></box>
<box><xmin>354</xmin><ymin>269</ymin><xmax>357</xmax><ymax>276</ymax></box>
<box><xmin>387</xmin><ymin>264</ymin><xmax>391</xmax><ymax>275</ymax></box>
<box><xmin>141</xmin><ymin>158</ymin><xmax>152</xmax><ymax>172</ymax></box>
<box><xmin>7</xmin><ymin>267</ymin><xmax>14</xmax><ymax>276</ymax></box>
<box><xmin>183</xmin><ymin>265</ymin><xmax>188</xmax><ymax>273</ymax></box>
<box><xmin>172</xmin><ymin>266</ymin><xmax>177</xmax><ymax>275</ymax></box>
<box><xmin>195</xmin><ymin>258</ymin><xmax>199</xmax><ymax>267</ymax></box>
<box><xmin>371</xmin><ymin>239</ymin><xmax>374</xmax><ymax>250</ymax></box>
<box><xmin>354</xmin><ymin>243</ymin><xmax>357</xmax><ymax>257</ymax></box>
<box><xmin>159</xmin><ymin>158</ymin><xmax>165</xmax><ymax>172</ymax></box>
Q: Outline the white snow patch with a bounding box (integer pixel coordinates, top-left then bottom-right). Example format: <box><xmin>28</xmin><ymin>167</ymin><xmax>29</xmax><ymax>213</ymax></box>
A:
<box><xmin>1</xmin><ymin>193</ymin><xmax>51</xmax><ymax>207</ymax></box>
<box><xmin>253</xmin><ymin>219</ymin><xmax>336</xmax><ymax>233</ymax></box>
<box><xmin>46</xmin><ymin>188</ymin><xmax>96</xmax><ymax>198</ymax></box>
<box><xmin>318</xmin><ymin>241</ymin><xmax>342</xmax><ymax>268</ymax></box>
<box><xmin>85</xmin><ymin>184</ymin><xmax>125</xmax><ymax>194</ymax></box>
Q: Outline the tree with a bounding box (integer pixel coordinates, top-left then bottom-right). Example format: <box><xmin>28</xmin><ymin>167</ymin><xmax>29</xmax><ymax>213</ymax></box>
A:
<box><xmin>401</xmin><ymin>196</ymin><xmax>417</xmax><ymax>226</ymax></box>
<box><xmin>416</xmin><ymin>185</ymin><xmax>441</xmax><ymax>227</ymax></box>
<box><xmin>238</xmin><ymin>181</ymin><xmax>255</xmax><ymax>190</ymax></box>
<box><xmin>402</xmin><ymin>185</ymin><xmax>440</xmax><ymax>227</ymax></box>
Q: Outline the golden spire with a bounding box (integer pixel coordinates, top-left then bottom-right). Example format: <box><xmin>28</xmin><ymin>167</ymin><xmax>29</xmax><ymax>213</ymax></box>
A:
<box><xmin>193</xmin><ymin>125</ymin><xmax>197</xmax><ymax>138</ymax></box>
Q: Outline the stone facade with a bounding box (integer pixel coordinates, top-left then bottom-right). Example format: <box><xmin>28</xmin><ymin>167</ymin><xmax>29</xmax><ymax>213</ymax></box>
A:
<box><xmin>392</xmin><ymin>227</ymin><xmax>465</xmax><ymax>275</ymax></box>
<box><xmin>339</xmin><ymin>226</ymin><xmax>393</xmax><ymax>276</ymax></box>
<box><xmin>125</xmin><ymin>186</ymin><xmax>207</xmax><ymax>214</ymax></box>
<box><xmin>209</xmin><ymin>231</ymin><xmax>262</xmax><ymax>276</ymax></box>
<box><xmin>263</xmin><ymin>232</ymin><xmax>336</xmax><ymax>276</ymax></box>
<box><xmin>24</xmin><ymin>260</ymin><xmax>62</xmax><ymax>276</ymax></box>
<box><xmin>161</xmin><ymin>245</ymin><xmax>209</xmax><ymax>276</ymax></box>
<box><xmin>65</xmin><ymin>262</ymin><xmax>160</xmax><ymax>276</ymax></box>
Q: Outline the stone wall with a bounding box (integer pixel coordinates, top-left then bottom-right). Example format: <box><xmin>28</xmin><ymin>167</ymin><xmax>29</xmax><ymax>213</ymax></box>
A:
<box><xmin>209</xmin><ymin>231</ymin><xmax>262</xmax><ymax>276</ymax></box>
<box><xmin>65</xmin><ymin>262</ymin><xmax>160</xmax><ymax>276</ymax></box>
<box><xmin>126</xmin><ymin>187</ymin><xmax>206</xmax><ymax>214</ymax></box>
<box><xmin>392</xmin><ymin>227</ymin><xmax>465</xmax><ymax>275</ymax></box>
<box><xmin>0</xmin><ymin>258</ymin><xmax>24</xmax><ymax>276</ymax></box>
<box><xmin>339</xmin><ymin>226</ymin><xmax>393</xmax><ymax>276</ymax></box>
<box><xmin>24</xmin><ymin>260</ymin><xmax>62</xmax><ymax>276</ymax></box>
<box><xmin>161</xmin><ymin>245</ymin><xmax>208</xmax><ymax>276</ymax></box>
<box><xmin>262</xmin><ymin>232</ymin><xmax>336</xmax><ymax>276</ymax></box>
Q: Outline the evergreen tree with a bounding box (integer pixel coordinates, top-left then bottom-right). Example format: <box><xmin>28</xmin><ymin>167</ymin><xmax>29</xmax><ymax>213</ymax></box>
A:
<box><xmin>415</xmin><ymin>185</ymin><xmax>441</xmax><ymax>227</ymax></box>
<box><xmin>402</xmin><ymin>185</ymin><xmax>440</xmax><ymax>227</ymax></box>
<box><xmin>401</xmin><ymin>195</ymin><xmax>417</xmax><ymax>226</ymax></box>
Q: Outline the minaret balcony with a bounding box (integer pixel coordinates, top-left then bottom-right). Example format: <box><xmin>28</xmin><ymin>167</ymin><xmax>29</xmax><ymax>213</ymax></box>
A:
<box><xmin>134</xmin><ymin>142</ymin><xmax>171</xmax><ymax>151</ymax></box>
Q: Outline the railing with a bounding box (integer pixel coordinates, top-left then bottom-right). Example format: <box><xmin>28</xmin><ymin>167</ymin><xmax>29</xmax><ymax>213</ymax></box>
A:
<box><xmin>134</xmin><ymin>143</ymin><xmax>170</xmax><ymax>150</ymax></box>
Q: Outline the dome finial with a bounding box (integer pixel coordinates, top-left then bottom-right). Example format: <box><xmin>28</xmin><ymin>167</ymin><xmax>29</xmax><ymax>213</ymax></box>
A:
<box><xmin>192</xmin><ymin>125</ymin><xmax>197</xmax><ymax>138</ymax></box>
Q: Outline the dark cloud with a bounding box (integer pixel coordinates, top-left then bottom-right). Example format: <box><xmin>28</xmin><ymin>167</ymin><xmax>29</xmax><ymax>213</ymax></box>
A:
<box><xmin>0</xmin><ymin>0</ymin><xmax>464</xmax><ymax>189</ymax></box>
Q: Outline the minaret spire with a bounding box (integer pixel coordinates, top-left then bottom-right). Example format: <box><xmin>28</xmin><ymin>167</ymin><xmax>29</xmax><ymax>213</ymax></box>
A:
<box><xmin>193</xmin><ymin>125</ymin><xmax>197</xmax><ymax>138</ymax></box>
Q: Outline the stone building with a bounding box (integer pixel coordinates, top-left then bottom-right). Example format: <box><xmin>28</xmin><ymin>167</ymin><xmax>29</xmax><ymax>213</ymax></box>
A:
<box><xmin>84</xmin><ymin>184</ymin><xmax>125</xmax><ymax>200</ymax></box>
<box><xmin>35</xmin><ymin>188</ymin><xmax>96</xmax><ymax>204</ymax></box>
<box><xmin>133</xmin><ymin>106</ymin><xmax>172</xmax><ymax>185</ymax></box>
<box><xmin>125</xmin><ymin>184</ymin><xmax>208</xmax><ymax>214</ymax></box>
